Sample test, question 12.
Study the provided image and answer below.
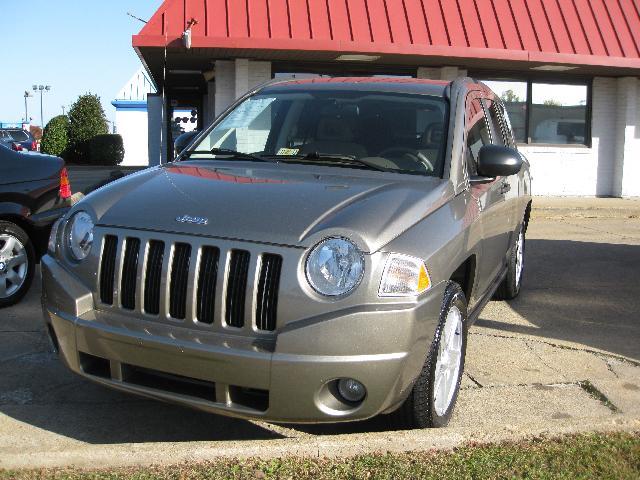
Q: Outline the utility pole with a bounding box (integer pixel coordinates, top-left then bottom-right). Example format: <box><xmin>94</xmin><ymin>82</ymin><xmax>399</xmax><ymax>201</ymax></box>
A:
<box><xmin>23</xmin><ymin>91</ymin><xmax>33</xmax><ymax>123</ymax></box>
<box><xmin>32</xmin><ymin>84</ymin><xmax>51</xmax><ymax>127</ymax></box>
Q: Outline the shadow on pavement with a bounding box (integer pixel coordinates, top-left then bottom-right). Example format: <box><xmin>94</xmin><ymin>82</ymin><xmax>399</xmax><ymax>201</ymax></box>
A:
<box><xmin>2</xmin><ymin>238</ymin><xmax>638</xmax><ymax>445</ymax></box>
<box><xmin>476</xmin><ymin>239</ymin><xmax>640</xmax><ymax>361</ymax></box>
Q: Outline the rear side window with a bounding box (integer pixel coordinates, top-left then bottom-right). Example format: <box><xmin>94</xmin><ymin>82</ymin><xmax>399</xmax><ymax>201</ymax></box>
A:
<box><xmin>483</xmin><ymin>99</ymin><xmax>506</xmax><ymax>146</ymax></box>
<box><xmin>465</xmin><ymin>97</ymin><xmax>491</xmax><ymax>176</ymax></box>
<box><xmin>7</xmin><ymin>130</ymin><xmax>29</xmax><ymax>142</ymax></box>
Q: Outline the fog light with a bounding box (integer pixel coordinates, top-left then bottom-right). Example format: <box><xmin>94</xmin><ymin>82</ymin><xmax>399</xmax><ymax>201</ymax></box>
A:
<box><xmin>337</xmin><ymin>378</ymin><xmax>366</xmax><ymax>403</ymax></box>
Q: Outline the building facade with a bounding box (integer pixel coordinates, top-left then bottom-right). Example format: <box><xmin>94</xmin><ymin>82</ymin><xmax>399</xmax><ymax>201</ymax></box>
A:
<box><xmin>132</xmin><ymin>0</ymin><xmax>640</xmax><ymax>196</ymax></box>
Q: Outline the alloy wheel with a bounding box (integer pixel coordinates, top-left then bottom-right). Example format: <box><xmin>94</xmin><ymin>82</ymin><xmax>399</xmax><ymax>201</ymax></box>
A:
<box><xmin>515</xmin><ymin>230</ymin><xmax>524</xmax><ymax>288</ymax></box>
<box><xmin>0</xmin><ymin>234</ymin><xmax>29</xmax><ymax>299</ymax></box>
<box><xmin>433</xmin><ymin>305</ymin><xmax>463</xmax><ymax>416</ymax></box>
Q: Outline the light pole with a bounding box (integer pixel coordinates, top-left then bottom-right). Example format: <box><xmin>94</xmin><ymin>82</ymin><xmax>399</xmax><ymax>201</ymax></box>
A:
<box><xmin>62</xmin><ymin>106</ymin><xmax>66</xmax><ymax>115</ymax></box>
<box><xmin>23</xmin><ymin>91</ymin><xmax>33</xmax><ymax>123</ymax></box>
<box><xmin>32</xmin><ymin>84</ymin><xmax>51</xmax><ymax>127</ymax></box>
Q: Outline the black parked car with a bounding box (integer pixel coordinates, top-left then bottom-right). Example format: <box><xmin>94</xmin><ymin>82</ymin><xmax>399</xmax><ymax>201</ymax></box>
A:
<box><xmin>0</xmin><ymin>147</ymin><xmax>70</xmax><ymax>307</ymax></box>
<box><xmin>0</xmin><ymin>130</ymin><xmax>22</xmax><ymax>151</ymax></box>
<box><xmin>0</xmin><ymin>128</ymin><xmax>37</xmax><ymax>151</ymax></box>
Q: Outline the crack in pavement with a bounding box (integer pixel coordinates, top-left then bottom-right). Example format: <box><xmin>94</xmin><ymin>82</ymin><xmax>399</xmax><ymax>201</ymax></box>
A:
<box><xmin>464</xmin><ymin>373</ymin><xmax>484</xmax><ymax>388</ymax></box>
<box><xmin>470</xmin><ymin>331</ymin><xmax>640</xmax><ymax>367</ymax></box>
<box><xmin>524</xmin><ymin>339</ymin><xmax>568</xmax><ymax>381</ymax></box>
<box><xmin>563</xmin><ymin>220</ymin><xmax>640</xmax><ymax>242</ymax></box>
<box><xmin>577</xmin><ymin>380</ymin><xmax>620</xmax><ymax>413</ymax></box>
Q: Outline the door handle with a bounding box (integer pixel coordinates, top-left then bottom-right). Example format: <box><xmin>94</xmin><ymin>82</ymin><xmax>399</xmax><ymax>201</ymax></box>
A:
<box><xmin>500</xmin><ymin>182</ymin><xmax>511</xmax><ymax>194</ymax></box>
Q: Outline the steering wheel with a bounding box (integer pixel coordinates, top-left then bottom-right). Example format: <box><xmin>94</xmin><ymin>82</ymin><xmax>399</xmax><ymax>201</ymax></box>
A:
<box><xmin>378</xmin><ymin>147</ymin><xmax>434</xmax><ymax>173</ymax></box>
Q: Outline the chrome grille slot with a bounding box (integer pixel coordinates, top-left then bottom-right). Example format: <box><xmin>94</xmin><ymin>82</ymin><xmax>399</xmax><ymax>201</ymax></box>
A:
<box><xmin>144</xmin><ymin>240</ymin><xmax>164</xmax><ymax>315</ymax></box>
<box><xmin>99</xmin><ymin>235</ymin><xmax>118</xmax><ymax>305</ymax></box>
<box><xmin>196</xmin><ymin>246</ymin><xmax>220</xmax><ymax>324</ymax></box>
<box><xmin>225</xmin><ymin>250</ymin><xmax>250</xmax><ymax>328</ymax></box>
<box><xmin>169</xmin><ymin>243</ymin><xmax>191</xmax><ymax>320</ymax></box>
<box><xmin>120</xmin><ymin>237</ymin><xmax>140</xmax><ymax>310</ymax></box>
<box><xmin>256</xmin><ymin>254</ymin><xmax>282</xmax><ymax>331</ymax></box>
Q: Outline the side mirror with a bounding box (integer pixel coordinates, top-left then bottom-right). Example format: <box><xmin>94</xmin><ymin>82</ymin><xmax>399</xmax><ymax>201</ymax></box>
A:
<box><xmin>174</xmin><ymin>130</ymin><xmax>199</xmax><ymax>158</ymax></box>
<box><xmin>477</xmin><ymin>145</ymin><xmax>523</xmax><ymax>178</ymax></box>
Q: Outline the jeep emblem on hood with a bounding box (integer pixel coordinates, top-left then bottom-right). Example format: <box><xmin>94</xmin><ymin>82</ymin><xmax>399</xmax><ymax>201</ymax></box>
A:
<box><xmin>175</xmin><ymin>214</ymin><xmax>209</xmax><ymax>226</ymax></box>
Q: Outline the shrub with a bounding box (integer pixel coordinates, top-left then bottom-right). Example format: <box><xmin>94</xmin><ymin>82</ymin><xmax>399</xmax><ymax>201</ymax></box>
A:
<box><xmin>84</xmin><ymin>134</ymin><xmax>124</xmax><ymax>166</ymax></box>
<box><xmin>41</xmin><ymin>115</ymin><xmax>70</xmax><ymax>157</ymax></box>
<box><xmin>67</xmin><ymin>93</ymin><xmax>108</xmax><ymax>162</ymax></box>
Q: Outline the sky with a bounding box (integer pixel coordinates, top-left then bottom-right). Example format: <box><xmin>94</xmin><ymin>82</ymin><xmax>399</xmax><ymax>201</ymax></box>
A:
<box><xmin>0</xmin><ymin>1</ymin><xmax>161</xmax><ymax>128</ymax></box>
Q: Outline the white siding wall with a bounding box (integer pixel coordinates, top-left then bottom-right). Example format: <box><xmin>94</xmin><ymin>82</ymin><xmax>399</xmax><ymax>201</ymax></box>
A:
<box><xmin>620</xmin><ymin>78</ymin><xmax>640</xmax><ymax>197</ymax></box>
<box><xmin>116</xmin><ymin>109</ymin><xmax>150</xmax><ymax>166</ymax></box>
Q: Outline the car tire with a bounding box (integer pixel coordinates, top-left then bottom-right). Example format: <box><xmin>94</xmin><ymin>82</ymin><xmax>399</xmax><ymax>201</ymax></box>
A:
<box><xmin>391</xmin><ymin>281</ymin><xmax>468</xmax><ymax>429</ymax></box>
<box><xmin>494</xmin><ymin>222</ymin><xmax>526</xmax><ymax>301</ymax></box>
<box><xmin>0</xmin><ymin>221</ymin><xmax>35</xmax><ymax>308</ymax></box>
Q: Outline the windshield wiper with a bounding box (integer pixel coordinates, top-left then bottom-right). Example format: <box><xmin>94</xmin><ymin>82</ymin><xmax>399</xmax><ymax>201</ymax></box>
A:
<box><xmin>276</xmin><ymin>152</ymin><xmax>390</xmax><ymax>173</ymax></box>
<box><xmin>183</xmin><ymin>148</ymin><xmax>273</xmax><ymax>163</ymax></box>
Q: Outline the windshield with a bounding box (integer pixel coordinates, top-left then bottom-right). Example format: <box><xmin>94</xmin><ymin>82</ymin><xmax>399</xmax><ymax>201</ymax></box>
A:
<box><xmin>6</xmin><ymin>130</ymin><xmax>29</xmax><ymax>142</ymax></box>
<box><xmin>188</xmin><ymin>90</ymin><xmax>448</xmax><ymax>176</ymax></box>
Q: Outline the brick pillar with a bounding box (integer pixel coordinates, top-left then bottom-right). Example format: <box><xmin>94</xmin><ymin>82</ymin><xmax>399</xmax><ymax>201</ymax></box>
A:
<box><xmin>214</xmin><ymin>60</ymin><xmax>235</xmax><ymax>117</ymax></box>
<box><xmin>215</xmin><ymin>59</ymin><xmax>272</xmax><ymax>117</ymax></box>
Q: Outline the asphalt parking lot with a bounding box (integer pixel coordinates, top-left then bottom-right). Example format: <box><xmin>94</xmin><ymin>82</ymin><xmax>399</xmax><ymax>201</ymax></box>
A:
<box><xmin>1</xmin><ymin>197</ymin><xmax>639</xmax><ymax>469</ymax></box>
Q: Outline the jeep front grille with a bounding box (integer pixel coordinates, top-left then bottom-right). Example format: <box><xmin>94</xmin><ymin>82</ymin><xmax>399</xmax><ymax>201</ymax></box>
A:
<box><xmin>97</xmin><ymin>234</ymin><xmax>282</xmax><ymax>332</ymax></box>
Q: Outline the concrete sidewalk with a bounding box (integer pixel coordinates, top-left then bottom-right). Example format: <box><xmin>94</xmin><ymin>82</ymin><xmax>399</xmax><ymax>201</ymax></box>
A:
<box><xmin>1</xmin><ymin>197</ymin><xmax>639</xmax><ymax>469</ymax></box>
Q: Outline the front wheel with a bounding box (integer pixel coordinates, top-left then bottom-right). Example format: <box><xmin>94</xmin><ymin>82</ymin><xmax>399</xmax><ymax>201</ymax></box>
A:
<box><xmin>391</xmin><ymin>281</ymin><xmax>468</xmax><ymax>429</ymax></box>
<box><xmin>0</xmin><ymin>221</ymin><xmax>35</xmax><ymax>308</ymax></box>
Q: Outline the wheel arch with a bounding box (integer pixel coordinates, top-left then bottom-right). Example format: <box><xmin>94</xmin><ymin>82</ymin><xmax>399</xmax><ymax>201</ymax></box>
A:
<box><xmin>0</xmin><ymin>214</ymin><xmax>42</xmax><ymax>258</ymax></box>
<box><xmin>448</xmin><ymin>255</ymin><xmax>476</xmax><ymax>305</ymax></box>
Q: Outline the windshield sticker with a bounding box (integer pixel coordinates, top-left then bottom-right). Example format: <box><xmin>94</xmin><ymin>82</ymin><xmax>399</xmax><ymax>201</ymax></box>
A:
<box><xmin>217</xmin><ymin>97</ymin><xmax>276</xmax><ymax>130</ymax></box>
<box><xmin>276</xmin><ymin>148</ymin><xmax>300</xmax><ymax>156</ymax></box>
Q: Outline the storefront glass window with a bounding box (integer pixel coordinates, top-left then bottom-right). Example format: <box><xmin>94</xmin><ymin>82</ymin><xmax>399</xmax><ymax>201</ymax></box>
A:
<box><xmin>479</xmin><ymin>77</ymin><xmax>590</xmax><ymax>146</ymax></box>
<box><xmin>530</xmin><ymin>83</ymin><xmax>588</xmax><ymax>145</ymax></box>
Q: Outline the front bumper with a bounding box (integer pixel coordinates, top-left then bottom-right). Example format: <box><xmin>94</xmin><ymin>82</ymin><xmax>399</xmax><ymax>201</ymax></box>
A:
<box><xmin>41</xmin><ymin>255</ymin><xmax>444</xmax><ymax>423</ymax></box>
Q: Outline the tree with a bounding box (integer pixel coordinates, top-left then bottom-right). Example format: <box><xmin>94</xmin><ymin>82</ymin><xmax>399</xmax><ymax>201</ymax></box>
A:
<box><xmin>67</xmin><ymin>93</ymin><xmax>108</xmax><ymax>163</ymax></box>
<box><xmin>501</xmin><ymin>89</ymin><xmax>522</xmax><ymax>103</ymax></box>
<box><xmin>543</xmin><ymin>99</ymin><xmax>562</xmax><ymax>106</ymax></box>
<box><xmin>41</xmin><ymin>115</ymin><xmax>70</xmax><ymax>157</ymax></box>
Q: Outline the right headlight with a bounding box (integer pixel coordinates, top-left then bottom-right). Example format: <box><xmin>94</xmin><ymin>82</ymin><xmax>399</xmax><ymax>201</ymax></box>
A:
<box><xmin>379</xmin><ymin>253</ymin><xmax>431</xmax><ymax>297</ymax></box>
<box><xmin>64</xmin><ymin>211</ymin><xmax>94</xmax><ymax>261</ymax></box>
<box><xmin>305</xmin><ymin>237</ymin><xmax>364</xmax><ymax>297</ymax></box>
<box><xmin>47</xmin><ymin>217</ymin><xmax>63</xmax><ymax>255</ymax></box>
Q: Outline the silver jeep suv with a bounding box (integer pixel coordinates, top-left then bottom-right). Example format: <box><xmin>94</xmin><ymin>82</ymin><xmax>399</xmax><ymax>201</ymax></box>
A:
<box><xmin>42</xmin><ymin>77</ymin><xmax>531</xmax><ymax>428</ymax></box>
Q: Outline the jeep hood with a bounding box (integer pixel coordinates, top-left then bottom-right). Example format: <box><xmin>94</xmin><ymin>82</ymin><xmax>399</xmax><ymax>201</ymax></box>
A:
<box><xmin>85</xmin><ymin>161</ymin><xmax>452</xmax><ymax>253</ymax></box>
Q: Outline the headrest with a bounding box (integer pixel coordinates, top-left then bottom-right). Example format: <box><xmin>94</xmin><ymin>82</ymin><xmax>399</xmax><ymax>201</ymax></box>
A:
<box><xmin>421</xmin><ymin>123</ymin><xmax>444</xmax><ymax>146</ymax></box>
<box><xmin>316</xmin><ymin>117</ymin><xmax>354</xmax><ymax>142</ymax></box>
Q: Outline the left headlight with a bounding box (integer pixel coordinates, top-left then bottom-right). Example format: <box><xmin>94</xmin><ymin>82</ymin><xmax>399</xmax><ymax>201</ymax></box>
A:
<box><xmin>65</xmin><ymin>211</ymin><xmax>94</xmax><ymax>261</ymax></box>
<box><xmin>305</xmin><ymin>237</ymin><xmax>364</xmax><ymax>297</ymax></box>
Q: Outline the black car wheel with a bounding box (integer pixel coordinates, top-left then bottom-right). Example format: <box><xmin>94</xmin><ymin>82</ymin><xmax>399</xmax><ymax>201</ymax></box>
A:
<box><xmin>0</xmin><ymin>221</ymin><xmax>35</xmax><ymax>308</ymax></box>
<box><xmin>392</xmin><ymin>281</ymin><xmax>468</xmax><ymax>429</ymax></box>
<box><xmin>494</xmin><ymin>222</ymin><xmax>526</xmax><ymax>301</ymax></box>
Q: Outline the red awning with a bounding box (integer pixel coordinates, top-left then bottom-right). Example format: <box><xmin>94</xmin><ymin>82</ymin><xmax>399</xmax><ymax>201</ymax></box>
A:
<box><xmin>134</xmin><ymin>0</ymin><xmax>640</xmax><ymax>72</ymax></box>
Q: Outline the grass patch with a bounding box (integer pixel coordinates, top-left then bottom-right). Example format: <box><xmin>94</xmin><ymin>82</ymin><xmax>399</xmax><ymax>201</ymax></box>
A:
<box><xmin>2</xmin><ymin>431</ymin><xmax>639</xmax><ymax>480</ymax></box>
